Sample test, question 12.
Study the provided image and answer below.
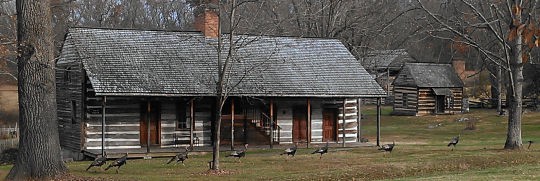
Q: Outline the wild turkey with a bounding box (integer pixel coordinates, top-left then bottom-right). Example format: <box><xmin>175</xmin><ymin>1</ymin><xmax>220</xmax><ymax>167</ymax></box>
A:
<box><xmin>311</xmin><ymin>142</ymin><xmax>329</xmax><ymax>159</ymax></box>
<box><xmin>86</xmin><ymin>152</ymin><xmax>107</xmax><ymax>171</ymax></box>
<box><xmin>378</xmin><ymin>141</ymin><xmax>395</xmax><ymax>153</ymax></box>
<box><xmin>280</xmin><ymin>143</ymin><xmax>298</xmax><ymax>157</ymax></box>
<box><xmin>105</xmin><ymin>153</ymin><xmax>128</xmax><ymax>173</ymax></box>
<box><xmin>167</xmin><ymin>147</ymin><xmax>189</xmax><ymax>165</ymax></box>
<box><xmin>226</xmin><ymin>144</ymin><xmax>248</xmax><ymax>162</ymax></box>
<box><xmin>528</xmin><ymin>140</ymin><xmax>534</xmax><ymax>149</ymax></box>
<box><xmin>448</xmin><ymin>136</ymin><xmax>460</xmax><ymax>151</ymax></box>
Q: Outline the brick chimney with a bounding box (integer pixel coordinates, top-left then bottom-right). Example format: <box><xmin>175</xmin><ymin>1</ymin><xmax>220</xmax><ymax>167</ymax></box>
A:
<box><xmin>194</xmin><ymin>1</ymin><xmax>219</xmax><ymax>38</ymax></box>
<box><xmin>452</xmin><ymin>58</ymin><xmax>466</xmax><ymax>80</ymax></box>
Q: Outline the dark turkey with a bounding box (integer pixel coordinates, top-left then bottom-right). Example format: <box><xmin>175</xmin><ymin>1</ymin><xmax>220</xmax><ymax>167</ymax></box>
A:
<box><xmin>227</xmin><ymin>144</ymin><xmax>248</xmax><ymax>162</ymax></box>
<box><xmin>86</xmin><ymin>152</ymin><xmax>107</xmax><ymax>171</ymax></box>
<box><xmin>105</xmin><ymin>153</ymin><xmax>128</xmax><ymax>173</ymax></box>
<box><xmin>280</xmin><ymin>143</ymin><xmax>298</xmax><ymax>157</ymax></box>
<box><xmin>167</xmin><ymin>147</ymin><xmax>189</xmax><ymax>165</ymax></box>
<box><xmin>311</xmin><ymin>142</ymin><xmax>328</xmax><ymax>159</ymax></box>
<box><xmin>448</xmin><ymin>136</ymin><xmax>460</xmax><ymax>151</ymax></box>
<box><xmin>378</xmin><ymin>141</ymin><xmax>395</xmax><ymax>153</ymax></box>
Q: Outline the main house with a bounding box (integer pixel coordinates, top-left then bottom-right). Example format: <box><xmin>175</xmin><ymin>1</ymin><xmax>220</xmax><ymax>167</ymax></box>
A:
<box><xmin>55</xmin><ymin>27</ymin><xmax>386</xmax><ymax>159</ymax></box>
<box><xmin>392</xmin><ymin>63</ymin><xmax>464</xmax><ymax>116</ymax></box>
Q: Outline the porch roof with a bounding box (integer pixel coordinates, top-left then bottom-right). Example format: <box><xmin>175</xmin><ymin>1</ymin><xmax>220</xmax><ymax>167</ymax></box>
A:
<box><xmin>58</xmin><ymin>28</ymin><xmax>386</xmax><ymax>98</ymax></box>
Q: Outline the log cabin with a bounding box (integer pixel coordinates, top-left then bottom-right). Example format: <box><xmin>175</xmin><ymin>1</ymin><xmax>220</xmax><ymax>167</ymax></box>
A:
<box><xmin>392</xmin><ymin>63</ymin><xmax>464</xmax><ymax>116</ymax></box>
<box><xmin>361</xmin><ymin>49</ymin><xmax>416</xmax><ymax>96</ymax></box>
<box><xmin>55</xmin><ymin>27</ymin><xmax>386</xmax><ymax>159</ymax></box>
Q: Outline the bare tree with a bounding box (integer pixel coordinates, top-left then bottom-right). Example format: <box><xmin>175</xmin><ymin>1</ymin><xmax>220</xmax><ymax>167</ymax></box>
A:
<box><xmin>417</xmin><ymin>0</ymin><xmax>540</xmax><ymax>149</ymax></box>
<box><xmin>7</xmin><ymin>0</ymin><xmax>67</xmax><ymax>179</ymax></box>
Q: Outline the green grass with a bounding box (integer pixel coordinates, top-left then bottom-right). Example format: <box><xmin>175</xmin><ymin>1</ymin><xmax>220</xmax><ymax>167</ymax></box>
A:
<box><xmin>2</xmin><ymin>107</ymin><xmax>540</xmax><ymax>180</ymax></box>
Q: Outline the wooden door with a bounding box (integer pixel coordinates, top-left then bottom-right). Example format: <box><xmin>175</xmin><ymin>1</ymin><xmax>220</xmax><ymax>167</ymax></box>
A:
<box><xmin>322</xmin><ymin>109</ymin><xmax>337</xmax><ymax>142</ymax></box>
<box><xmin>140</xmin><ymin>102</ymin><xmax>160</xmax><ymax>146</ymax></box>
<box><xmin>292</xmin><ymin>107</ymin><xmax>307</xmax><ymax>142</ymax></box>
<box><xmin>435</xmin><ymin>96</ymin><xmax>445</xmax><ymax>114</ymax></box>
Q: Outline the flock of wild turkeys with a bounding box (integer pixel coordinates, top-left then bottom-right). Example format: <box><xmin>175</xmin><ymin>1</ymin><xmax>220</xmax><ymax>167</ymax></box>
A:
<box><xmin>87</xmin><ymin>135</ymin><xmax>518</xmax><ymax>174</ymax></box>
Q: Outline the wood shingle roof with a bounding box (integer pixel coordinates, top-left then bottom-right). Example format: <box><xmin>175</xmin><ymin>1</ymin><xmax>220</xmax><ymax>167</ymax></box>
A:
<box><xmin>58</xmin><ymin>28</ymin><xmax>386</xmax><ymax>97</ymax></box>
<box><xmin>396</xmin><ymin>63</ymin><xmax>464</xmax><ymax>88</ymax></box>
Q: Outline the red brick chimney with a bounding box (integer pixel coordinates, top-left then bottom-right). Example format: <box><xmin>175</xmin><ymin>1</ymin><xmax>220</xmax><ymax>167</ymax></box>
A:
<box><xmin>452</xmin><ymin>58</ymin><xmax>466</xmax><ymax>80</ymax></box>
<box><xmin>194</xmin><ymin>1</ymin><xmax>219</xmax><ymax>38</ymax></box>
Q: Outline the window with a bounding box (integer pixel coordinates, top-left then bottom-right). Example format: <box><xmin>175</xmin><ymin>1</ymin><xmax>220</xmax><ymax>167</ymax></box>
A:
<box><xmin>71</xmin><ymin>100</ymin><xmax>77</xmax><ymax>124</ymax></box>
<box><xmin>64</xmin><ymin>67</ymin><xmax>72</xmax><ymax>84</ymax></box>
<box><xmin>176</xmin><ymin>103</ymin><xmax>191</xmax><ymax>130</ymax></box>
<box><xmin>402</xmin><ymin>93</ymin><xmax>408</xmax><ymax>108</ymax></box>
<box><xmin>446</xmin><ymin>96</ymin><xmax>454</xmax><ymax>108</ymax></box>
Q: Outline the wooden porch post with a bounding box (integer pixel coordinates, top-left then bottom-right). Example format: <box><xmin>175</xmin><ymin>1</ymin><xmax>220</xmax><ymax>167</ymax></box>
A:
<box><xmin>376</xmin><ymin>97</ymin><xmax>381</xmax><ymax>147</ymax></box>
<box><xmin>230</xmin><ymin>99</ymin><xmax>235</xmax><ymax>150</ymax></box>
<box><xmin>342</xmin><ymin>99</ymin><xmax>346</xmax><ymax>147</ymax></box>
<box><xmin>147</xmin><ymin>99</ymin><xmax>151</xmax><ymax>153</ymax></box>
<box><xmin>307</xmin><ymin>98</ymin><xmax>311</xmax><ymax>148</ymax></box>
<box><xmin>101</xmin><ymin>96</ymin><xmax>106</xmax><ymax>156</ymax></box>
<box><xmin>190</xmin><ymin>99</ymin><xmax>194</xmax><ymax>149</ymax></box>
<box><xmin>269</xmin><ymin>99</ymin><xmax>274</xmax><ymax>149</ymax></box>
<box><xmin>357</xmin><ymin>98</ymin><xmax>361</xmax><ymax>143</ymax></box>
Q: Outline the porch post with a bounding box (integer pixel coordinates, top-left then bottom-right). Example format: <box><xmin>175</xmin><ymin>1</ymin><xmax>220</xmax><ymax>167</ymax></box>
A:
<box><xmin>101</xmin><ymin>96</ymin><xmax>106</xmax><ymax>156</ymax></box>
<box><xmin>307</xmin><ymin>98</ymin><xmax>311</xmax><ymax>148</ymax></box>
<box><xmin>376</xmin><ymin>97</ymin><xmax>381</xmax><ymax>147</ymax></box>
<box><xmin>230</xmin><ymin>99</ymin><xmax>235</xmax><ymax>150</ymax></box>
<box><xmin>190</xmin><ymin>99</ymin><xmax>194</xmax><ymax>149</ymax></box>
<box><xmin>147</xmin><ymin>99</ymin><xmax>151</xmax><ymax>153</ymax></box>
<box><xmin>342</xmin><ymin>98</ymin><xmax>346</xmax><ymax>147</ymax></box>
<box><xmin>357</xmin><ymin>98</ymin><xmax>361</xmax><ymax>143</ymax></box>
<box><xmin>269</xmin><ymin>99</ymin><xmax>274</xmax><ymax>149</ymax></box>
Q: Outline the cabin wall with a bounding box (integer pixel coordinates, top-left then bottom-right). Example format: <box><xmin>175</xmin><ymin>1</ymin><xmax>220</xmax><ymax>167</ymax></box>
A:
<box><xmin>276</xmin><ymin>98</ymin><xmax>359</xmax><ymax>144</ymax></box>
<box><xmin>417</xmin><ymin>88</ymin><xmax>436</xmax><ymax>115</ymax></box>
<box><xmin>392</xmin><ymin>86</ymin><xmax>418</xmax><ymax>116</ymax></box>
<box><xmin>84</xmin><ymin>96</ymin><xmax>142</xmax><ymax>150</ymax></box>
<box><xmin>56</xmin><ymin>56</ymin><xmax>84</xmax><ymax>152</ymax></box>
<box><xmin>337</xmin><ymin>99</ymin><xmax>359</xmax><ymax>143</ymax></box>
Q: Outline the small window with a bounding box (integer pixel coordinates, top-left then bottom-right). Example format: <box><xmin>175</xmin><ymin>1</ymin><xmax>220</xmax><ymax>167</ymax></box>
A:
<box><xmin>64</xmin><ymin>67</ymin><xmax>72</xmax><ymax>83</ymax></box>
<box><xmin>446</xmin><ymin>96</ymin><xmax>454</xmax><ymax>108</ymax></box>
<box><xmin>176</xmin><ymin>103</ymin><xmax>191</xmax><ymax>130</ymax></box>
<box><xmin>71</xmin><ymin>100</ymin><xmax>77</xmax><ymax>124</ymax></box>
<box><xmin>403</xmin><ymin>93</ymin><xmax>408</xmax><ymax>108</ymax></box>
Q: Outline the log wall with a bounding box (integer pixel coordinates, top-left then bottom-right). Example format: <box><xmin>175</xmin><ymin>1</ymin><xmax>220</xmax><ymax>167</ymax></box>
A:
<box><xmin>56</xmin><ymin>55</ymin><xmax>84</xmax><ymax>152</ymax></box>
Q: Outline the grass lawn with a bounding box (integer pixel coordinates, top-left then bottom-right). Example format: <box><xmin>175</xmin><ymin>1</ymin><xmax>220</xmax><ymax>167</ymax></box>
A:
<box><xmin>1</xmin><ymin>107</ymin><xmax>540</xmax><ymax>180</ymax></box>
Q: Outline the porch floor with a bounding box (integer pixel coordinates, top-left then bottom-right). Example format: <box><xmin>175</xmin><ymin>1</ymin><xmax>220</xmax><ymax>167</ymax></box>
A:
<box><xmin>83</xmin><ymin>142</ymin><xmax>375</xmax><ymax>159</ymax></box>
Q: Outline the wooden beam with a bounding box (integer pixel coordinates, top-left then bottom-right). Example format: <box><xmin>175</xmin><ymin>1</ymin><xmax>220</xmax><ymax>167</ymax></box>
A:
<box><xmin>189</xmin><ymin>99</ymin><xmax>194</xmax><ymax>148</ymax></box>
<box><xmin>147</xmin><ymin>99</ymin><xmax>151</xmax><ymax>153</ymax></box>
<box><xmin>342</xmin><ymin>99</ymin><xmax>346</xmax><ymax>147</ymax></box>
<box><xmin>376</xmin><ymin>98</ymin><xmax>381</xmax><ymax>147</ymax></box>
<box><xmin>357</xmin><ymin>98</ymin><xmax>361</xmax><ymax>143</ymax></box>
<box><xmin>101</xmin><ymin>96</ymin><xmax>106</xmax><ymax>156</ymax></box>
<box><xmin>230</xmin><ymin>99</ymin><xmax>235</xmax><ymax>150</ymax></box>
<box><xmin>269</xmin><ymin>99</ymin><xmax>274</xmax><ymax>149</ymax></box>
<box><xmin>307</xmin><ymin>98</ymin><xmax>311</xmax><ymax>148</ymax></box>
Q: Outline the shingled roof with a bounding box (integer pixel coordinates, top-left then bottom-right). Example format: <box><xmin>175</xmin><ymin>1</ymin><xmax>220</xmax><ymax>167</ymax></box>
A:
<box><xmin>58</xmin><ymin>28</ymin><xmax>385</xmax><ymax>97</ymax></box>
<box><xmin>396</xmin><ymin>63</ymin><xmax>464</xmax><ymax>88</ymax></box>
<box><xmin>362</xmin><ymin>49</ymin><xmax>415</xmax><ymax>71</ymax></box>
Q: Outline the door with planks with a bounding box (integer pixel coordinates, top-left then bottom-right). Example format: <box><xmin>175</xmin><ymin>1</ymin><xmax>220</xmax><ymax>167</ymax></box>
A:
<box><xmin>322</xmin><ymin>108</ymin><xmax>337</xmax><ymax>142</ymax></box>
<box><xmin>140</xmin><ymin>102</ymin><xmax>161</xmax><ymax>146</ymax></box>
<box><xmin>292</xmin><ymin>106</ymin><xmax>307</xmax><ymax>142</ymax></box>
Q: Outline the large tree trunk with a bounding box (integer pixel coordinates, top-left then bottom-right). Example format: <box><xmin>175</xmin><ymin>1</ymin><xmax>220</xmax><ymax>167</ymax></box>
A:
<box><xmin>504</xmin><ymin>54</ymin><xmax>524</xmax><ymax>149</ymax></box>
<box><xmin>7</xmin><ymin>0</ymin><xmax>67</xmax><ymax>180</ymax></box>
<box><xmin>504</xmin><ymin>20</ymin><xmax>524</xmax><ymax>149</ymax></box>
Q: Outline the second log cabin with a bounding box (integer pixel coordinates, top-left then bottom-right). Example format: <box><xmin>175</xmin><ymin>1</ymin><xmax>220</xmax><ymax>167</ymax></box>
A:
<box><xmin>392</xmin><ymin>63</ymin><xmax>464</xmax><ymax>116</ymax></box>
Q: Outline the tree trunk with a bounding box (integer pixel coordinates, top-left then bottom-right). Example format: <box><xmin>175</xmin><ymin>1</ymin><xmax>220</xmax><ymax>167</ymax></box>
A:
<box><xmin>7</xmin><ymin>0</ymin><xmax>67</xmax><ymax>180</ymax></box>
<box><xmin>212</xmin><ymin>96</ymin><xmax>223</xmax><ymax>170</ymax></box>
<box><xmin>504</xmin><ymin>53</ymin><xmax>523</xmax><ymax>149</ymax></box>
<box><xmin>504</xmin><ymin>17</ymin><xmax>523</xmax><ymax>149</ymax></box>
